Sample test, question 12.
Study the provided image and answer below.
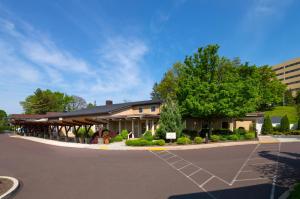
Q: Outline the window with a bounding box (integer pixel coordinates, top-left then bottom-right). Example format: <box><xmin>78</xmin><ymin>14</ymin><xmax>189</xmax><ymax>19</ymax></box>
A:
<box><xmin>139</xmin><ymin>107</ymin><xmax>143</xmax><ymax>113</ymax></box>
<box><xmin>151</xmin><ymin>106</ymin><xmax>156</xmax><ymax>112</ymax></box>
<box><xmin>222</xmin><ymin>122</ymin><xmax>229</xmax><ymax>129</ymax></box>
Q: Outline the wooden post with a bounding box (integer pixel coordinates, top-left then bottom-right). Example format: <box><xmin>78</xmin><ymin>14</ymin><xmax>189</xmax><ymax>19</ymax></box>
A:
<box><xmin>146</xmin><ymin>119</ymin><xmax>149</xmax><ymax>131</ymax></box>
<box><xmin>151</xmin><ymin>120</ymin><xmax>154</xmax><ymax>135</ymax></box>
<box><xmin>131</xmin><ymin>120</ymin><xmax>134</xmax><ymax>135</ymax></box>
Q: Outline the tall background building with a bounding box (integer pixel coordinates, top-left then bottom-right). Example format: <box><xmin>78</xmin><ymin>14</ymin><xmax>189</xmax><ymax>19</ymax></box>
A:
<box><xmin>272</xmin><ymin>57</ymin><xmax>300</xmax><ymax>95</ymax></box>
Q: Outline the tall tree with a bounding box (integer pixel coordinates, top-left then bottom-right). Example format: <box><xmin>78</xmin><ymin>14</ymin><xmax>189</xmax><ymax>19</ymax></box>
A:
<box><xmin>261</xmin><ymin>115</ymin><xmax>273</xmax><ymax>135</ymax></box>
<box><xmin>151</xmin><ymin>62</ymin><xmax>183</xmax><ymax>101</ymax></box>
<box><xmin>66</xmin><ymin>95</ymin><xmax>87</xmax><ymax>111</ymax></box>
<box><xmin>158</xmin><ymin>98</ymin><xmax>183</xmax><ymax>139</ymax></box>
<box><xmin>177</xmin><ymin>45</ymin><xmax>259</xmax><ymax>140</ymax></box>
<box><xmin>20</xmin><ymin>88</ymin><xmax>74</xmax><ymax>114</ymax></box>
<box><xmin>284</xmin><ymin>89</ymin><xmax>295</xmax><ymax>106</ymax></box>
<box><xmin>0</xmin><ymin>109</ymin><xmax>8</xmax><ymax>127</ymax></box>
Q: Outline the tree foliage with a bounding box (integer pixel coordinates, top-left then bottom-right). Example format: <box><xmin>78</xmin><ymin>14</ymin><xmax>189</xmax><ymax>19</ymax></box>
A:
<box><xmin>261</xmin><ymin>115</ymin><xmax>273</xmax><ymax>135</ymax></box>
<box><xmin>0</xmin><ymin>109</ymin><xmax>8</xmax><ymax>126</ymax></box>
<box><xmin>284</xmin><ymin>89</ymin><xmax>295</xmax><ymax>106</ymax></box>
<box><xmin>151</xmin><ymin>62</ymin><xmax>183</xmax><ymax>100</ymax></box>
<box><xmin>20</xmin><ymin>88</ymin><xmax>74</xmax><ymax>114</ymax></box>
<box><xmin>280</xmin><ymin>115</ymin><xmax>290</xmax><ymax>132</ymax></box>
<box><xmin>67</xmin><ymin>95</ymin><xmax>87</xmax><ymax>111</ymax></box>
<box><xmin>158</xmin><ymin>98</ymin><xmax>183</xmax><ymax>139</ymax></box>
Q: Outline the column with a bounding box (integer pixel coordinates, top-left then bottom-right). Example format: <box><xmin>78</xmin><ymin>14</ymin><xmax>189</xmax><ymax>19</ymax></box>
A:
<box><xmin>146</xmin><ymin>119</ymin><xmax>149</xmax><ymax>131</ymax></box>
<box><xmin>151</xmin><ymin>120</ymin><xmax>155</xmax><ymax>135</ymax></box>
<box><xmin>131</xmin><ymin>120</ymin><xmax>134</xmax><ymax>133</ymax></box>
<box><xmin>137</xmin><ymin>119</ymin><xmax>140</xmax><ymax>137</ymax></box>
<box><xmin>118</xmin><ymin>120</ymin><xmax>121</xmax><ymax>133</ymax></box>
<box><xmin>107</xmin><ymin>120</ymin><xmax>110</xmax><ymax>129</ymax></box>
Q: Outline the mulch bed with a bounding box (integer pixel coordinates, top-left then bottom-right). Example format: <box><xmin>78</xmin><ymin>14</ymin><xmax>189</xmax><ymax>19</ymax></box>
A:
<box><xmin>0</xmin><ymin>178</ymin><xmax>14</xmax><ymax>196</ymax></box>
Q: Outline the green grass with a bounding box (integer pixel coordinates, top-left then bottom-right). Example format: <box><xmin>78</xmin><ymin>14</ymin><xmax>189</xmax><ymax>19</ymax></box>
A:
<box><xmin>265</xmin><ymin>106</ymin><xmax>298</xmax><ymax>123</ymax></box>
<box><xmin>288</xmin><ymin>183</ymin><xmax>300</xmax><ymax>199</ymax></box>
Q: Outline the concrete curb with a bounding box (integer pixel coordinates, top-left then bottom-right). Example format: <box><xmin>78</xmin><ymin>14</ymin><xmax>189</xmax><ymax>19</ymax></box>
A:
<box><xmin>10</xmin><ymin>134</ymin><xmax>260</xmax><ymax>151</ymax></box>
<box><xmin>0</xmin><ymin>176</ymin><xmax>19</xmax><ymax>199</ymax></box>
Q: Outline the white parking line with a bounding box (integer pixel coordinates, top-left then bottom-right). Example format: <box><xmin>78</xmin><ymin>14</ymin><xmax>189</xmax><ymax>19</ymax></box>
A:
<box><xmin>165</xmin><ymin>155</ymin><xmax>176</xmax><ymax>160</ymax></box>
<box><xmin>230</xmin><ymin>144</ymin><xmax>260</xmax><ymax>185</ymax></box>
<box><xmin>270</xmin><ymin>143</ymin><xmax>281</xmax><ymax>199</ymax></box>
<box><xmin>178</xmin><ymin>163</ymin><xmax>192</xmax><ymax>170</ymax></box>
<box><xmin>170</xmin><ymin>159</ymin><xmax>184</xmax><ymax>165</ymax></box>
<box><xmin>200</xmin><ymin>176</ymin><xmax>215</xmax><ymax>188</ymax></box>
<box><xmin>235</xmin><ymin>177</ymin><xmax>268</xmax><ymax>182</ymax></box>
<box><xmin>188</xmin><ymin>168</ymin><xmax>202</xmax><ymax>177</ymax></box>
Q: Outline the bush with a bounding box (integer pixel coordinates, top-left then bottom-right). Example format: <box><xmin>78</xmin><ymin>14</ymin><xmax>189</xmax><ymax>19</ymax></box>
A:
<box><xmin>228</xmin><ymin>134</ymin><xmax>239</xmax><ymax>141</ymax></box>
<box><xmin>245</xmin><ymin>132</ymin><xmax>255</xmax><ymax>140</ymax></box>
<box><xmin>213</xmin><ymin>129</ymin><xmax>233</xmax><ymax>135</ymax></box>
<box><xmin>121</xmin><ymin>129</ymin><xmax>129</xmax><ymax>139</ymax></box>
<box><xmin>220</xmin><ymin>135</ymin><xmax>228</xmax><ymax>141</ymax></box>
<box><xmin>210</xmin><ymin>135</ymin><xmax>220</xmax><ymax>142</ymax></box>
<box><xmin>125</xmin><ymin>138</ymin><xmax>153</xmax><ymax>146</ymax></box>
<box><xmin>177</xmin><ymin>137</ymin><xmax>191</xmax><ymax>145</ymax></box>
<box><xmin>155</xmin><ymin>127</ymin><xmax>165</xmax><ymax>140</ymax></box>
<box><xmin>233</xmin><ymin>128</ymin><xmax>246</xmax><ymax>135</ymax></box>
<box><xmin>280</xmin><ymin>115</ymin><xmax>290</xmax><ymax>132</ymax></box>
<box><xmin>261</xmin><ymin>116</ymin><xmax>273</xmax><ymax>135</ymax></box>
<box><xmin>0</xmin><ymin>126</ymin><xmax>11</xmax><ymax>133</ymax></box>
<box><xmin>194</xmin><ymin>137</ymin><xmax>203</xmax><ymax>144</ymax></box>
<box><xmin>153</xmin><ymin>139</ymin><xmax>166</xmax><ymax>146</ymax></box>
<box><xmin>143</xmin><ymin>131</ymin><xmax>153</xmax><ymax>141</ymax></box>
<box><xmin>182</xmin><ymin>129</ymin><xmax>199</xmax><ymax>139</ymax></box>
<box><xmin>112</xmin><ymin>134</ymin><xmax>123</xmax><ymax>142</ymax></box>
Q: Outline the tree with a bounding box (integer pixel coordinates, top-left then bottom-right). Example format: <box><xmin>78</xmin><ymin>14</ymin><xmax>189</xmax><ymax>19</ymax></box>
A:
<box><xmin>20</xmin><ymin>88</ymin><xmax>74</xmax><ymax>114</ymax></box>
<box><xmin>284</xmin><ymin>89</ymin><xmax>295</xmax><ymax>106</ymax></box>
<box><xmin>66</xmin><ymin>95</ymin><xmax>87</xmax><ymax>111</ymax></box>
<box><xmin>261</xmin><ymin>115</ymin><xmax>273</xmax><ymax>135</ymax></box>
<box><xmin>297</xmin><ymin>118</ymin><xmax>300</xmax><ymax>130</ymax></box>
<box><xmin>87</xmin><ymin>102</ymin><xmax>96</xmax><ymax>108</ymax></box>
<box><xmin>177</xmin><ymin>44</ymin><xmax>258</xmax><ymax>141</ymax></box>
<box><xmin>295</xmin><ymin>90</ymin><xmax>300</xmax><ymax>104</ymax></box>
<box><xmin>151</xmin><ymin>62</ymin><xmax>183</xmax><ymax>101</ymax></box>
<box><xmin>280</xmin><ymin>115</ymin><xmax>290</xmax><ymax>132</ymax></box>
<box><xmin>0</xmin><ymin>109</ymin><xmax>8</xmax><ymax>126</ymax></box>
<box><xmin>158</xmin><ymin>98</ymin><xmax>183</xmax><ymax>139</ymax></box>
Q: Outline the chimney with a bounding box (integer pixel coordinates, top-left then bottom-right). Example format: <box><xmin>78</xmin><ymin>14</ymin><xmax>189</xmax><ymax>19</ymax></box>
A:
<box><xmin>106</xmin><ymin>100</ymin><xmax>113</xmax><ymax>106</ymax></box>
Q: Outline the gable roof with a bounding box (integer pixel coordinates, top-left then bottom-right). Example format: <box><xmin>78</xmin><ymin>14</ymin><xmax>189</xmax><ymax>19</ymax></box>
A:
<box><xmin>48</xmin><ymin>99</ymin><xmax>162</xmax><ymax>118</ymax></box>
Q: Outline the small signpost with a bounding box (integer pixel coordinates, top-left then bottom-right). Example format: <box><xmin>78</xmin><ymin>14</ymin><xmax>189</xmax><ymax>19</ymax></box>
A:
<box><xmin>166</xmin><ymin>132</ymin><xmax>176</xmax><ymax>143</ymax></box>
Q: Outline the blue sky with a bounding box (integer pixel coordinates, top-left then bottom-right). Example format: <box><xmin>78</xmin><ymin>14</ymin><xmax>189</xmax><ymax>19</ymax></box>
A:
<box><xmin>0</xmin><ymin>0</ymin><xmax>299</xmax><ymax>114</ymax></box>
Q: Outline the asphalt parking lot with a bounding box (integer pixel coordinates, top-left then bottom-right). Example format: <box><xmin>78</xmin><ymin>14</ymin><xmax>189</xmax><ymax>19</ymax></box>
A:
<box><xmin>0</xmin><ymin>134</ymin><xmax>299</xmax><ymax>199</ymax></box>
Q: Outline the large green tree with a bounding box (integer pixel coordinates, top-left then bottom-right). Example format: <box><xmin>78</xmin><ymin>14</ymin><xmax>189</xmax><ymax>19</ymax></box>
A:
<box><xmin>0</xmin><ymin>109</ymin><xmax>8</xmax><ymax>126</ymax></box>
<box><xmin>151</xmin><ymin>62</ymin><xmax>183</xmax><ymax>100</ymax></box>
<box><xmin>20</xmin><ymin>88</ymin><xmax>74</xmax><ymax>114</ymax></box>
<box><xmin>176</xmin><ymin>45</ymin><xmax>259</xmax><ymax>139</ymax></box>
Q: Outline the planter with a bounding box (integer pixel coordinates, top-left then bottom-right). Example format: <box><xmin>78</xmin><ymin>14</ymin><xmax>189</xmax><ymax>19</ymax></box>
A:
<box><xmin>85</xmin><ymin>138</ymin><xmax>90</xmax><ymax>144</ymax></box>
<box><xmin>98</xmin><ymin>138</ymin><xmax>103</xmax><ymax>144</ymax></box>
<box><xmin>103</xmin><ymin>136</ymin><xmax>110</xmax><ymax>144</ymax></box>
<box><xmin>79</xmin><ymin>137</ymin><xmax>85</xmax><ymax>143</ymax></box>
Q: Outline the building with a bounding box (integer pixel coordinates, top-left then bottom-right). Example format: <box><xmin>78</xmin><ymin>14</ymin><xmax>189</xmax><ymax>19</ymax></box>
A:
<box><xmin>272</xmin><ymin>57</ymin><xmax>300</xmax><ymax>94</ymax></box>
<box><xmin>10</xmin><ymin>99</ymin><xmax>264</xmax><ymax>140</ymax></box>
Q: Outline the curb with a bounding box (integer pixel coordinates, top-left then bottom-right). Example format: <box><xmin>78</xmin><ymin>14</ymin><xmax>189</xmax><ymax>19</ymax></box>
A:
<box><xmin>0</xmin><ymin>176</ymin><xmax>19</xmax><ymax>199</ymax></box>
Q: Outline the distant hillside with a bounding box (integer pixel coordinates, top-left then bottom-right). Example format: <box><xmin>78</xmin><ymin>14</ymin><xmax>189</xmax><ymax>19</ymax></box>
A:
<box><xmin>265</xmin><ymin>106</ymin><xmax>298</xmax><ymax>123</ymax></box>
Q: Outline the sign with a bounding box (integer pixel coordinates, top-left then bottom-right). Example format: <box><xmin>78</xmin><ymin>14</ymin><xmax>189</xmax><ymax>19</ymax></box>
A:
<box><xmin>166</xmin><ymin>132</ymin><xmax>176</xmax><ymax>140</ymax></box>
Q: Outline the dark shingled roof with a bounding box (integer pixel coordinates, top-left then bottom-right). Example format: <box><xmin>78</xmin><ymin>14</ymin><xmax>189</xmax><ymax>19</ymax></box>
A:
<box><xmin>49</xmin><ymin>99</ymin><xmax>162</xmax><ymax>118</ymax></box>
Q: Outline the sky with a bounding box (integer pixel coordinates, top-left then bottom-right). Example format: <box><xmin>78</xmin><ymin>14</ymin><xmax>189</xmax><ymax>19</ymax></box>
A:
<box><xmin>0</xmin><ymin>0</ymin><xmax>299</xmax><ymax>114</ymax></box>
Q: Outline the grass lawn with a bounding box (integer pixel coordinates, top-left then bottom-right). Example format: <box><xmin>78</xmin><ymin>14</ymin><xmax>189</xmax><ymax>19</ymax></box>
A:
<box><xmin>288</xmin><ymin>183</ymin><xmax>300</xmax><ymax>199</ymax></box>
<box><xmin>265</xmin><ymin>106</ymin><xmax>298</xmax><ymax>123</ymax></box>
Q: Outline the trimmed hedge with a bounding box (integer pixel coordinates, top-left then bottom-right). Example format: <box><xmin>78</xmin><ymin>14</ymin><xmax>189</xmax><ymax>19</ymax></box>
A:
<box><xmin>111</xmin><ymin>134</ymin><xmax>123</xmax><ymax>142</ymax></box>
<box><xmin>125</xmin><ymin>139</ymin><xmax>166</xmax><ymax>146</ymax></box>
<box><xmin>194</xmin><ymin>137</ymin><xmax>203</xmax><ymax>144</ymax></box>
<box><xmin>210</xmin><ymin>135</ymin><xmax>220</xmax><ymax>142</ymax></box>
<box><xmin>152</xmin><ymin>139</ymin><xmax>166</xmax><ymax>146</ymax></box>
<box><xmin>245</xmin><ymin>132</ymin><xmax>255</xmax><ymax>140</ymax></box>
<box><xmin>228</xmin><ymin>134</ymin><xmax>239</xmax><ymax>141</ymax></box>
<box><xmin>177</xmin><ymin>137</ymin><xmax>192</xmax><ymax>145</ymax></box>
<box><xmin>143</xmin><ymin>131</ymin><xmax>154</xmax><ymax>141</ymax></box>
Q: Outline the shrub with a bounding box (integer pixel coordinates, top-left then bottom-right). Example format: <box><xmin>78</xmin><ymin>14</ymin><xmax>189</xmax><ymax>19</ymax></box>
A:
<box><xmin>177</xmin><ymin>137</ymin><xmax>191</xmax><ymax>145</ymax></box>
<box><xmin>228</xmin><ymin>134</ymin><xmax>239</xmax><ymax>141</ymax></box>
<box><xmin>245</xmin><ymin>132</ymin><xmax>255</xmax><ymax>140</ymax></box>
<box><xmin>77</xmin><ymin>127</ymin><xmax>85</xmax><ymax>138</ymax></box>
<box><xmin>182</xmin><ymin>129</ymin><xmax>199</xmax><ymax>139</ymax></box>
<box><xmin>155</xmin><ymin>127</ymin><xmax>165</xmax><ymax>140</ymax></box>
<box><xmin>143</xmin><ymin>131</ymin><xmax>154</xmax><ymax>141</ymax></box>
<box><xmin>210</xmin><ymin>135</ymin><xmax>220</xmax><ymax>142</ymax></box>
<box><xmin>261</xmin><ymin>116</ymin><xmax>273</xmax><ymax>135</ymax></box>
<box><xmin>125</xmin><ymin>138</ymin><xmax>152</xmax><ymax>146</ymax></box>
<box><xmin>194</xmin><ymin>137</ymin><xmax>203</xmax><ymax>144</ymax></box>
<box><xmin>213</xmin><ymin>129</ymin><xmax>233</xmax><ymax>135</ymax></box>
<box><xmin>280</xmin><ymin>115</ymin><xmax>290</xmax><ymax>132</ymax></box>
<box><xmin>234</xmin><ymin>128</ymin><xmax>246</xmax><ymax>135</ymax></box>
<box><xmin>153</xmin><ymin>139</ymin><xmax>166</xmax><ymax>146</ymax></box>
<box><xmin>121</xmin><ymin>129</ymin><xmax>129</xmax><ymax>139</ymax></box>
<box><xmin>220</xmin><ymin>135</ymin><xmax>228</xmax><ymax>141</ymax></box>
<box><xmin>112</xmin><ymin>134</ymin><xmax>123</xmax><ymax>142</ymax></box>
